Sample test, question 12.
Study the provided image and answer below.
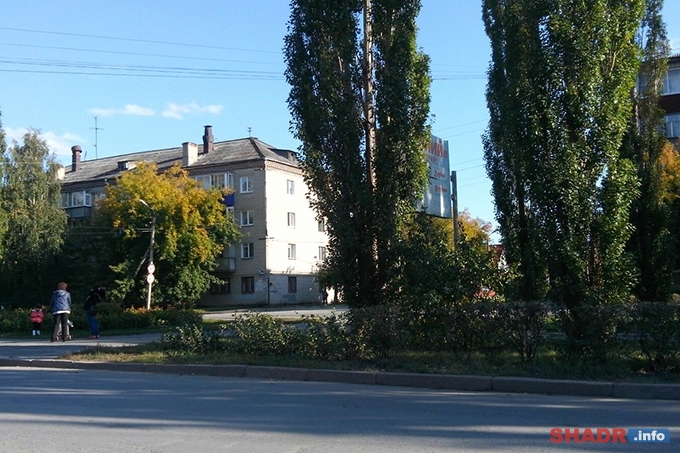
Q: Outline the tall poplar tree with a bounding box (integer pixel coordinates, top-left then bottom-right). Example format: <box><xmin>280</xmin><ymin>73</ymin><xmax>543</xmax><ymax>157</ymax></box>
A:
<box><xmin>0</xmin><ymin>113</ymin><xmax>7</xmax><ymax>266</ymax></box>
<box><xmin>284</xmin><ymin>0</ymin><xmax>431</xmax><ymax>307</ymax></box>
<box><xmin>621</xmin><ymin>0</ymin><xmax>672</xmax><ymax>301</ymax></box>
<box><xmin>0</xmin><ymin>128</ymin><xmax>67</xmax><ymax>305</ymax></box>
<box><xmin>483</xmin><ymin>0</ymin><xmax>644</xmax><ymax>348</ymax></box>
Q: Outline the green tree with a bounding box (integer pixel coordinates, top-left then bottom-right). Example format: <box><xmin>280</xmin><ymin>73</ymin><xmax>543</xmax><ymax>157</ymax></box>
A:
<box><xmin>483</xmin><ymin>0</ymin><xmax>644</xmax><ymax>351</ymax></box>
<box><xmin>94</xmin><ymin>162</ymin><xmax>240</xmax><ymax>307</ymax></box>
<box><xmin>284</xmin><ymin>0</ymin><xmax>431</xmax><ymax>307</ymax></box>
<box><xmin>621</xmin><ymin>0</ymin><xmax>672</xmax><ymax>302</ymax></box>
<box><xmin>0</xmin><ymin>128</ymin><xmax>67</xmax><ymax>306</ymax></box>
<box><xmin>0</xmin><ymin>113</ymin><xmax>7</xmax><ymax>267</ymax></box>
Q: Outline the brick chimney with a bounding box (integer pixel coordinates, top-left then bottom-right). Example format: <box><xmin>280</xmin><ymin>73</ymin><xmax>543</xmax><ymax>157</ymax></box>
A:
<box><xmin>202</xmin><ymin>125</ymin><xmax>214</xmax><ymax>154</ymax></box>
<box><xmin>182</xmin><ymin>142</ymin><xmax>198</xmax><ymax>166</ymax></box>
<box><xmin>71</xmin><ymin>145</ymin><xmax>82</xmax><ymax>172</ymax></box>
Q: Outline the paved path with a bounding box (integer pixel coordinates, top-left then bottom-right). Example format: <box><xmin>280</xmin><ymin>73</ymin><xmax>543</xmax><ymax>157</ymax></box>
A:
<box><xmin>0</xmin><ymin>333</ymin><xmax>161</xmax><ymax>359</ymax></box>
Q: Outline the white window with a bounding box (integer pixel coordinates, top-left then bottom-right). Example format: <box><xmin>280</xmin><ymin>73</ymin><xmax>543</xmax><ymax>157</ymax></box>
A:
<box><xmin>240</xmin><ymin>210</ymin><xmax>254</xmax><ymax>226</ymax></box>
<box><xmin>240</xmin><ymin>176</ymin><xmax>253</xmax><ymax>193</ymax></box>
<box><xmin>664</xmin><ymin>68</ymin><xmax>680</xmax><ymax>95</ymax></box>
<box><xmin>287</xmin><ymin>212</ymin><xmax>296</xmax><ymax>228</ymax></box>
<box><xmin>241</xmin><ymin>243</ymin><xmax>254</xmax><ymax>259</ymax></box>
<box><xmin>318</xmin><ymin>218</ymin><xmax>326</xmax><ymax>232</ymax></box>
<box><xmin>287</xmin><ymin>179</ymin><xmax>295</xmax><ymax>195</ymax></box>
<box><xmin>61</xmin><ymin>191</ymin><xmax>92</xmax><ymax>208</ymax></box>
<box><xmin>288</xmin><ymin>243</ymin><xmax>297</xmax><ymax>260</ymax></box>
<box><xmin>665</xmin><ymin>114</ymin><xmax>680</xmax><ymax>138</ymax></box>
<box><xmin>226</xmin><ymin>206</ymin><xmax>234</xmax><ymax>217</ymax></box>
<box><xmin>318</xmin><ymin>246</ymin><xmax>327</xmax><ymax>261</ymax></box>
<box><xmin>197</xmin><ymin>173</ymin><xmax>233</xmax><ymax>190</ymax></box>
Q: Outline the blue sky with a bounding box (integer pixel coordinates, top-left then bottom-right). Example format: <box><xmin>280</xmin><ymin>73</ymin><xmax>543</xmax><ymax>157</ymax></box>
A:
<box><xmin>2</xmin><ymin>0</ymin><xmax>680</xmax><ymax>236</ymax></box>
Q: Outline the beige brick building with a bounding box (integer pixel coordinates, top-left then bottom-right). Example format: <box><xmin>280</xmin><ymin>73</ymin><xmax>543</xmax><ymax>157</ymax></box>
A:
<box><xmin>59</xmin><ymin>126</ymin><xmax>329</xmax><ymax>307</ymax></box>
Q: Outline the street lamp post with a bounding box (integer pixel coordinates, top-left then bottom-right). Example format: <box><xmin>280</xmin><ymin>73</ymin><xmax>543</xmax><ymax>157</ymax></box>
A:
<box><xmin>139</xmin><ymin>199</ymin><xmax>156</xmax><ymax>310</ymax></box>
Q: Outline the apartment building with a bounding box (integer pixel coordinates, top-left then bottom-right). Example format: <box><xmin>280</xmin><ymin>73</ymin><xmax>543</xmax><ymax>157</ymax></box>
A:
<box><xmin>660</xmin><ymin>55</ymin><xmax>680</xmax><ymax>141</ymax></box>
<box><xmin>59</xmin><ymin>125</ymin><xmax>329</xmax><ymax>307</ymax></box>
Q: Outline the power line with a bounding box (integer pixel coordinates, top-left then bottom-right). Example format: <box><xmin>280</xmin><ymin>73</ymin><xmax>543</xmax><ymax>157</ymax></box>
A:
<box><xmin>0</xmin><ymin>42</ymin><xmax>284</xmax><ymax>66</ymax></box>
<box><xmin>0</xmin><ymin>26</ymin><xmax>281</xmax><ymax>54</ymax></box>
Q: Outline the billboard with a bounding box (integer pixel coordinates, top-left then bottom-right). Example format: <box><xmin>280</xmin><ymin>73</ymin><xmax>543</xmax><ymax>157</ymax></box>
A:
<box><xmin>420</xmin><ymin>135</ymin><xmax>452</xmax><ymax>218</ymax></box>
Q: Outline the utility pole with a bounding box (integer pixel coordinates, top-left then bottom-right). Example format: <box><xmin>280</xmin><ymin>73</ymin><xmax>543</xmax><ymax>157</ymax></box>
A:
<box><xmin>451</xmin><ymin>171</ymin><xmax>459</xmax><ymax>246</ymax></box>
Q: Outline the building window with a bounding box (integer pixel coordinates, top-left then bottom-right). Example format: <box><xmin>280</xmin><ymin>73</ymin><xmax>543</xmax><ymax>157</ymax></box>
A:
<box><xmin>318</xmin><ymin>246</ymin><xmax>327</xmax><ymax>261</ymax></box>
<box><xmin>287</xmin><ymin>212</ymin><xmax>296</xmax><ymax>228</ymax></box>
<box><xmin>226</xmin><ymin>206</ymin><xmax>234</xmax><ymax>217</ymax></box>
<box><xmin>61</xmin><ymin>191</ymin><xmax>92</xmax><ymax>208</ymax></box>
<box><xmin>196</xmin><ymin>173</ymin><xmax>233</xmax><ymax>190</ymax></box>
<box><xmin>210</xmin><ymin>278</ymin><xmax>231</xmax><ymax>294</ymax></box>
<box><xmin>288</xmin><ymin>243</ymin><xmax>297</xmax><ymax>260</ymax></box>
<box><xmin>664</xmin><ymin>68</ymin><xmax>680</xmax><ymax>95</ymax></box>
<box><xmin>240</xmin><ymin>176</ymin><xmax>253</xmax><ymax>193</ymax></box>
<box><xmin>240</xmin><ymin>210</ymin><xmax>254</xmax><ymax>226</ymax></box>
<box><xmin>241</xmin><ymin>276</ymin><xmax>255</xmax><ymax>293</ymax></box>
<box><xmin>241</xmin><ymin>243</ymin><xmax>254</xmax><ymax>259</ymax></box>
<box><xmin>288</xmin><ymin>276</ymin><xmax>297</xmax><ymax>293</ymax></box>
<box><xmin>665</xmin><ymin>114</ymin><xmax>680</xmax><ymax>138</ymax></box>
<box><xmin>287</xmin><ymin>179</ymin><xmax>295</xmax><ymax>195</ymax></box>
<box><xmin>318</xmin><ymin>218</ymin><xmax>326</xmax><ymax>232</ymax></box>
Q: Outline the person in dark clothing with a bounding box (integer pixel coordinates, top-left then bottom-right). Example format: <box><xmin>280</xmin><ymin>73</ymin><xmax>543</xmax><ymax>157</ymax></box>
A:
<box><xmin>84</xmin><ymin>287</ymin><xmax>103</xmax><ymax>339</ymax></box>
<box><xmin>49</xmin><ymin>282</ymin><xmax>72</xmax><ymax>342</ymax></box>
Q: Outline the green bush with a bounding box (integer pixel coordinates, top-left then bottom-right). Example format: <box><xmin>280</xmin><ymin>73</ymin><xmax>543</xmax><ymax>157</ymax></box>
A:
<box><xmin>629</xmin><ymin>302</ymin><xmax>680</xmax><ymax>371</ymax></box>
<box><xmin>161</xmin><ymin>322</ymin><xmax>224</xmax><ymax>354</ymax></box>
<box><xmin>497</xmin><ymin>301</ymin><xmax>549</xmax><ymax>363</ymax></box>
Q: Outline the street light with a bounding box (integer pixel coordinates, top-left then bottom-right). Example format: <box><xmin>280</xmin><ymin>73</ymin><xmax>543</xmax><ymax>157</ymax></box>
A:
<box><xmin>139</xmin><ymin>199</ymin><xmax>156</xmax><ymax>310</ymax></box>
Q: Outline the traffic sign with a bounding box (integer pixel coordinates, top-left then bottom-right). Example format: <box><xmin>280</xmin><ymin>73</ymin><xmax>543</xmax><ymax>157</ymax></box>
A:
<box><xmin>146</xmin><ymin>273</ymin><xmax>155</xmax><ymax>284</ymax></box>
<box><xmin>147</xmin><ymin>263</ymin><xmax>155</xmax><ymax>274</ymax></box>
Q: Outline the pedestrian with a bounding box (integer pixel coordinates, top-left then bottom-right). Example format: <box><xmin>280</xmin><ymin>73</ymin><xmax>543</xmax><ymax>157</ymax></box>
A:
<box><xmin>84</xmin><ymin>287</ymin><xmax>102</xmax><ymax>339</ymax></box>
<box><xmin>49</xmin><ymin>282</ymin><xmax>72</xmax><ymax>342</ymax></box>
<box><xmin>321</xmin><ymin>287</ymin><xmax>329</xmax><ymax>305</ymax></box>
<box><xmin>29</xmin><ymin>307</ymin><xmax>45</xmax><ymax>336</ymax></box>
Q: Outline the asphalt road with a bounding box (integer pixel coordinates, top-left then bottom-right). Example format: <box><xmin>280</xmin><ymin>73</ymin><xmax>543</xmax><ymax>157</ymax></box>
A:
<box><xmin>0</xmin><ymin>365</ymin><xmax>679</xmax><ymax>453</ymax></box>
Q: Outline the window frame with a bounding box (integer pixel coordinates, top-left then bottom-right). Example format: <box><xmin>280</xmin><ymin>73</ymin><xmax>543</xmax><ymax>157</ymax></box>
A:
<box><xmin>286</xmin><ymin>179</ymin><xmax>295</xmax><ymax>195</ymax></box>
<box><xmin>287</xmin><ymin>212</ymin><xmax>296</xmax><ymax>228</ymax></box>
<box><xmin>240</xmin><ymin>210</ymin><xmax>254</xmax><ymax>226</ymax></box>
<box><xmin>240</xmin><ymin>176</ymin><xmax>253</xmax><ymax>193</ymax></box>
<box><xmin>288</xmin><ymin>243</ymin><xmax>297</xmax><ymax>260</ymax></box>
<box><xmin>288</xmin><ymin>276</ymin><xmax>297</xmax><ymax>293</ymax></box>
<box><xmin>241</xmin><ymin>242</ymin><xmax>254</xmax><ymax>259</ymax></box>
<box><xmin>241</xmin><ymin>276</ymin><xmax>255</xmax><ymax>293</ymax></box>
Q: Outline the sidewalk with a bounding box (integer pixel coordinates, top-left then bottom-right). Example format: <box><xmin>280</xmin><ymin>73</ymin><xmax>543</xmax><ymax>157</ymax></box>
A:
<box><xmin>1</xmin><ymin>333</ymin><xmax>679</xmax><ymax>401</ymax></box>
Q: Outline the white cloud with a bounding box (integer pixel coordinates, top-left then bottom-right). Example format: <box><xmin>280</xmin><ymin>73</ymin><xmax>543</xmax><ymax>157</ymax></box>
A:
<box><xmin>4</xmin><ymin>127</ymin><xmax>86</xmax><ymax>162</ymax></box>
<box><xmin>162</xmin><ymin>102</ymin><xmax>224</xmax><ymax>119</ymax></box>
<box><xmin>89</xmin><ymin>104</ymin><xmax>156</xmax><ymax>117</ymax></box>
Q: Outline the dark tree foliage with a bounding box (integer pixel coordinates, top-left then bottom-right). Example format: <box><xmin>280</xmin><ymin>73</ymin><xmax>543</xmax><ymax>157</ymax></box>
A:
<box><xmin>483</xmin><ymin>0</ymin><xmax>644</xmax><ymax>352</ymax></box>
<box><xmin>0</xmin><ymin>127</ymin><xmax>67</xmax><ymax>306</ymax></box>
<box><xmin>285</xmin><ymin>0</ymin><xmax>431</xmax><ymax>307</ymax></box>
<box><xmin>621</xmin><ymin>0</ymin><xmax>673</xmax><ymax>302</ymax></box>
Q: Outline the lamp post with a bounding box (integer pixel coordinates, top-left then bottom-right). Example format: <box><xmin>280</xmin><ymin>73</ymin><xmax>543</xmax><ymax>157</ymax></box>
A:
<box><xmin>139</xmin><ymin>199</ymin><xmax>156</xmax><ymax>310</ymax></box>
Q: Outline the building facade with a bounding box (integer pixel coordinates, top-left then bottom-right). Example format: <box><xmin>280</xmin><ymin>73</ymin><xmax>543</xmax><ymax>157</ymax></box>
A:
<box><xmin>660</xmin><ymin>55</ymin><xmax>680</xmax><ymax>141</ymax></box>
<box><xmin>59</xmin><ymin>126</ymin><xmax>329</xmax><ymax>307</ymax></box>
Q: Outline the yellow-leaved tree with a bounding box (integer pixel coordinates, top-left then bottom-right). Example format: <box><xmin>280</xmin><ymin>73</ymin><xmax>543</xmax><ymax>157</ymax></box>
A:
<box><xmin>95</xmin><ymin>162</ymin><xmax>240</xmax><ymax>307</ymax></box>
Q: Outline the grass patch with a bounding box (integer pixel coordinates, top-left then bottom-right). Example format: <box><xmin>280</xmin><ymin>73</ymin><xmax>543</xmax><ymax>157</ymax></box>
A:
<box><xmin>64</xmin><ymin>339</ymin><xmax>680</xmax><ymax>384</ymax></box>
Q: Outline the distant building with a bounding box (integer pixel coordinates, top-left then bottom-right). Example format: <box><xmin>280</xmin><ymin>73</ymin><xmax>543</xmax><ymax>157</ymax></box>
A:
<box><xmin>660</xmin><ymin>55</ymin><xmax>680</xmax><ymax>142</ymax></box>
<box><xmin>59</xmin><ymin>126</ymin><xmax>329</xmax><ymax>307</ymax></box>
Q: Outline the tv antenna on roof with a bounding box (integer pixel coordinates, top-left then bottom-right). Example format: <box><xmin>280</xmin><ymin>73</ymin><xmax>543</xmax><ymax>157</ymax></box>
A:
<box><xmin>91</xmin><ymin>116</ymin><xmax>103</xmax><ymax>159</ymax></box>
<box><xmin>248</xmin><ymin>126</ymin><xmax>252</xmax><ymax>137</ymax></box>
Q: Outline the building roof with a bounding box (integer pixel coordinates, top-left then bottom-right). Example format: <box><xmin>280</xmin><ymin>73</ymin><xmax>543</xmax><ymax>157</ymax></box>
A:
<box><xmin>61</xmin><ymin>136</ymin><xmax>299</xmax><ymax>187</ymax></box>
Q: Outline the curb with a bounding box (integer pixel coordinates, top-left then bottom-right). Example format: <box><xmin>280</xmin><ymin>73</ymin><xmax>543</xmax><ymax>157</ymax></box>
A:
<box><xmin>2</xmin><ymin>357</ymin><xmax>679</xmax><ymax>400</ymax></box>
